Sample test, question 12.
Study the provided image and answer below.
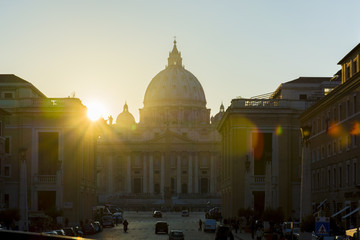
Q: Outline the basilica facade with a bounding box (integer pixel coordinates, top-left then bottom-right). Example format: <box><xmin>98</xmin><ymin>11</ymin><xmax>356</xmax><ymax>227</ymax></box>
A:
<box><xmin>97</xmin><ymin>41</ymin><xmax>223</xmax><ymax>209</ymax></box>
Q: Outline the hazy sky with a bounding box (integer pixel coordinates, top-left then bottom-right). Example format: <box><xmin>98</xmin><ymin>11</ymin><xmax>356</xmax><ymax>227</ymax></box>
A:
<box><xmin>1</xmin><ymin>0</ymin><xmax>359</xmax><ymax>121</ymax></box>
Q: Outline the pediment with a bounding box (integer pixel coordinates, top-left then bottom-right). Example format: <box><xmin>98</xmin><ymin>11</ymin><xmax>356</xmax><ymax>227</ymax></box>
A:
<box><xmin>146</xmin><ymin>129</ymin><xmax>194</xmax><ymax>144</ymax></box>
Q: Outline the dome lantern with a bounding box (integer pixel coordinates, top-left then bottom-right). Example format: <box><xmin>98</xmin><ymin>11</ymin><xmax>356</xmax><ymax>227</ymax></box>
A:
<box><xmin>168</xmin><ymin>40</ymin><xmax>182</xmax><ymax>67</ymax></box>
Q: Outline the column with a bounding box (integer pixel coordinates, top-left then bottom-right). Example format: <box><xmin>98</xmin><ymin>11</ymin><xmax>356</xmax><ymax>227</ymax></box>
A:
<box><xmin>108</xmin><ymin>155</ymin><xmax>113</xmax><ymax>193</ymax></box>
<box><xmin>149</xmin><ymin>153</ymin><xmax>154</xmax><ymax>193</ymax></box>
<box><xmin>127</xmin><ymin>154</ymin><xmax>131</xmax><ymax>193</ymax></box>
<box><xmin>210</xmin><ymin>154</ymin><xmax>215</xmax><ymax>193</ymax></box>
<box><xmin>143</xmin><ymin>153</ymin><xmax>148</xmax><ymax>193</ymax></box>
<box><xmin>177</xmin><ymin>154</ymin><xmax>181</xmax><ymax>194</ymax></box>
<box><xmin>188</xmin><ymin>153</ymin><xmax>193</xmax><ymax>193</ymax></box>
<box><xmin>161</xmin><ymin>154</ymin><xmax>165</xmax><ymax>194</ymax></box>
<box><xmin>194</xmin><ymin>153</ymin><xmax>199</xmax><ymax>193</ymax></box>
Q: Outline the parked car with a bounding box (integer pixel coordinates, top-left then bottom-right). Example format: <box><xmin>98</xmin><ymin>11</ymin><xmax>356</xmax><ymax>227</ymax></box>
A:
<box><xmin>203</xmin><ymin>219</ymin><xmax>216</xmax><ymax>232</ymax></box>
<box><xmin>93</xmin><ymin>221</ymin><xmax>103</xmax><ymax>232</ymax></box>
<box><xmin>155</xmin><ymin>221</ymin><xmax>169</xmax><ymax>234</ymax></box>
<box><xmin>153</xmin><ymin>210</ymin><xmax>162</xmax><ymax>218</ymax></box>
<box><xmin>43</xmin><ymin>230</ymin><xmax>58</xmax><ymax>235</ymax></box>
<box><xmin>62</xmin><ymin>227</ymin><xmax>77</xmax><ymax>236</ymax></box>
<box><xmin>55</xmin><ymin>229</ymin><xmax>66</xmax><ymax>236</ymax></box>
<box><xmin>215</xmin><ymin>225</ymin><xmax>232</xmax><ymax>240</ymax></box>
<box><xmin>282</xmin><ymin>222</ymin><xmax>300</xmax><ymax>239</ymax></box>
<box><xmin>102</xmin><ymin>214</ymin><xmax>115</xmax><ymax>227</ymax></box>
<box><xmin>181</xmin><ymin>210</ymin><xmax>189</xmax><ymax>217</ymax></box>
<box><xmin>113</xmin><ymin>212</ymin><xmax>123</xmax><ymax>224</ymax></box>
<box><xmin>83</xmin><ymin>222</ymin><xmax>96</xmax><ymax>235</ymax></box>
<box><xmin>168</xmin><ymin>229</ymin><xmax>185</xmax><ymax>240</ymax></box>
<box><xmin>205</xmin><ymin>207</ymin><xmax>222</xmax><ymax>220</ymax></box>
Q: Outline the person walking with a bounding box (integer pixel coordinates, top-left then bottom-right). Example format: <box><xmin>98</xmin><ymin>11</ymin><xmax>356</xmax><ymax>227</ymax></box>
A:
<box><xmin>256</xmin><ymin>226</ymin><xmax>264</xmax><ymax>240</ymax></box>
<box><xmin>198</xmin><ymin>219</ymin><xmax>202</xmax><ymax>231</ymax></box>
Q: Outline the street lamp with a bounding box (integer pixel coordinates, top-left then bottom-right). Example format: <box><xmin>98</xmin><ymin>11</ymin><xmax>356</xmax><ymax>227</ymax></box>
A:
<box><xmin>300</xmin><ymin>125</ymin><xmax>312</xmax><ymax>223</ymax></box>
<box><xmin>300</xmin><ymin>126</ymin><xmax>312</xmax><ymax>146</ymax></box>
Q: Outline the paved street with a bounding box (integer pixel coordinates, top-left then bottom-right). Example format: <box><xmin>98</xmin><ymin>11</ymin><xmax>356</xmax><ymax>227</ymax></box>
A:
<box><xmin>90</xmin><ymin>211</ymin><xmax>216</xmax><ymax>240</ymax></box>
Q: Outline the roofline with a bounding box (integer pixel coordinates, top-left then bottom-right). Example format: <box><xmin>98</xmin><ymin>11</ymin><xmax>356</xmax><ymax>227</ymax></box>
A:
<box><xmin>338</xmin><ymin>43</ymin><xmax>360</xmax><ymax>64</ymax></box>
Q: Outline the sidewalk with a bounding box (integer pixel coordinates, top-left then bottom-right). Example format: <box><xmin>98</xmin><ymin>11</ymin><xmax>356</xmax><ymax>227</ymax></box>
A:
<box><xmin>232</xmin><ymin>230</ymin><xmax>253</xmax><ymax>240</ymax></box>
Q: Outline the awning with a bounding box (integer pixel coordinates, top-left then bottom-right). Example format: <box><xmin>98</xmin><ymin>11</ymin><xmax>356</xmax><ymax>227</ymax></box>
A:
<box><xmin>317</xmin><ymin>199</ymin><xmax>327</xmax><ymax>209</ymax></box>
<box><xmin>332</xmin><ymin>206</ymin><xmax>350</xmax><ymax>217</ymax></box>
<box><xmin>342</xmin><ymin>207</ymin><xmax>360</xmax><ymax>219</ymax></box>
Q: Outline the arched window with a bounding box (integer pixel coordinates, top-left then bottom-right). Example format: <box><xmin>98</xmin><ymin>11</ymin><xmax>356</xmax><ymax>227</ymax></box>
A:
<box><xmin>200</xmin><ymin>178</ymin><xmax>209</xmax><ymax>194</ymax></box>
<box><xmin>154</xmin><ymin>183</ymin><xmax>160</xmax><ymax>194</ymax></box>
<box><xmin>181</xmin><ymin>183</ymin><xmax>188</xmax><ymax>194</ymax></box>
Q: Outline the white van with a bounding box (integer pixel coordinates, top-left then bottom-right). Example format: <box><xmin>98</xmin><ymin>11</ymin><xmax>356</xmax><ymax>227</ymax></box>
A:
<box><xmin>203</xmin><ymin>219</ymin><xmax>217</xmax><ymax>232</ymax></box>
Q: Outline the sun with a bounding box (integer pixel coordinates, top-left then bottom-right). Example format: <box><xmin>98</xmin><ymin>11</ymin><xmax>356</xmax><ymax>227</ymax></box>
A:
<box><xmin>86</xmin><ymin>101</ymin><xmax>106</xmax><ymax>121</ymax></box>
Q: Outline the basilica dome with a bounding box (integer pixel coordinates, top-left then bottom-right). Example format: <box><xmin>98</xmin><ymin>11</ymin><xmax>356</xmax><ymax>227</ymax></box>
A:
<box><xmin>116</xmin><ymin>103</ymin><xmax>136</xmax><ymax>129</ymax></box>
<box><xmin>143</xmin><ymin>40</ymin><xmax>206</xmax><ymax>108</ymax></box>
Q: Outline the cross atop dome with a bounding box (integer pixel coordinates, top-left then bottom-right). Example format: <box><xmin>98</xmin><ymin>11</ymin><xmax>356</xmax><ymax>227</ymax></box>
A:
<box><xmin>168</xmin><ymin>38</ymin><xmax>182</xmax><ymax>67</ymax></box>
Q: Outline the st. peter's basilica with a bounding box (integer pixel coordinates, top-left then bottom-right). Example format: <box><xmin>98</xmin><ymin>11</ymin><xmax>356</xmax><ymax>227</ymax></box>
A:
<box><xmin>96</xmin><ymin>40</ymin><xmax>224</xmax><ymax>209</ymax></box>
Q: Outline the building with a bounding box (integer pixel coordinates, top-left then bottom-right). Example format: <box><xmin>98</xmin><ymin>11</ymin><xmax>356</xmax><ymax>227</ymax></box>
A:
<box><xmin>97</xmin><ymin>41</ymin><xmax>223</xmax><ymax>210</ymax></box>
<box><xmin>0</xmin><ymin>74</ymin><xmax>97</xmax><ymax>229</ymax></box>
<box><xmin>217</xmin><ymin>77</ymin><xmax>340</xmax><ymax>219</ymax></box>
<box><xmin>300</xmin><ymin>43</ymin><xmax>360</xmax><ymax>228</ymax></box>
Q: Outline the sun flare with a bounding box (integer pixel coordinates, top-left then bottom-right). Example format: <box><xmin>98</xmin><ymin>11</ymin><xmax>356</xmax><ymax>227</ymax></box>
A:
<box><xmin>86</xmin><ymin>101</ymin><xmax>106</xmax><ymax>121</ymax></box>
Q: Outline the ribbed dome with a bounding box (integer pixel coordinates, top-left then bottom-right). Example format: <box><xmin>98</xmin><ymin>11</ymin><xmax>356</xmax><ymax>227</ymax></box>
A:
<box><xmin>143</xmin><ymin>40</ymin><xmax>206</xmax><ymax>108</ymax></box>
<box><xmin>116</xmin><ymin>103</ymin><xmax>136</xmax><ymax>127</ymax></box>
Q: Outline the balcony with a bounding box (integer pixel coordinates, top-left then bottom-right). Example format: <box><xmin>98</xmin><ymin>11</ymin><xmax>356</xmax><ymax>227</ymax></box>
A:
<box><xmin>231</xmin><ymin>98</ymin><xmax>312</xmax><ymax>110</ymax></box>
<box><xmin>33</xmin><ymin>175</ymin><xmax>56</xmax><ymax>184</ymax></box>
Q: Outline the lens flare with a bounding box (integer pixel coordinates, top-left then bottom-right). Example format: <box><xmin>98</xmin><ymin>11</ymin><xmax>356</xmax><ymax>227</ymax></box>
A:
<box><xmin>327</xmin><ymin>122</ymin><xmax>343</xmax><ymax>138</ymax></box>
<box><xmin>275</xmin><ymin>125</ymin><xmax>282</xmax><ymax>136</ymax></box>
<box><xmin>252</xmin><ymin>130</ymin><xmax>264</xmax><ymax>161</ymax></box>
<box><xmin>350</xmin><ymin>121</ymin><xmax>360</xmax><ymax>135</ymax></box>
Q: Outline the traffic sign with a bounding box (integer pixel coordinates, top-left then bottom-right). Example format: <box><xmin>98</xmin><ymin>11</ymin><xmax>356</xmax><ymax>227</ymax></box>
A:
<box><xmin>315</xmin><ymin>217</ymin><xmax>330</xmax><ymax>236</ymax></box>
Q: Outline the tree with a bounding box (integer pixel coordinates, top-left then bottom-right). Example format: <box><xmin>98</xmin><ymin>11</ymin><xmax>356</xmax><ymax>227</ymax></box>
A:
<box><xmin>300</xmin><ymin>214</ymin><xmax>315</xmax><ymax>232</ymax></box>
<box><xmin>0</xmin><ymin>208</ymin><xmax>20</xmax><ymax>229</ymax></box>
<box><xmin>262</xmin><ymin>207</ymin><xmax>284</xmax><ymax>224</ymax></box>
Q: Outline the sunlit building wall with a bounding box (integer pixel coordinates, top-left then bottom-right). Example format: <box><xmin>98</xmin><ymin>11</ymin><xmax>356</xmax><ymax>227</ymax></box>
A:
<box><xmin>218</xmin><ymin>77</ymin><xmax>340</xmax><ymax>220</ymax></box>
<box><xmin>97</xmin><ymin>41</ymin><xmax>223</xmax><ymax>209</ymax></box>
<box><xmin>0</xmin><ymin>74</ymin><xmax>97</xmax><ymax>229</ymax></box>
<box><xmin>300</xmin><ymin>43</ymin><xmax>360</xmax><ymax>228</ymax></box>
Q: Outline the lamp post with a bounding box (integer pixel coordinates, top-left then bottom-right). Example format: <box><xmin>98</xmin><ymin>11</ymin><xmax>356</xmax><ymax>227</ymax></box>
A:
<box><xmin>19</xmin><ymin>148</ymin><xmax>28</xmax><ymax>231</ymax></box>
<box><xmin>300</xmin><ymin>126</ymin><xmax>311</xmax><ymax>223</ymax></box>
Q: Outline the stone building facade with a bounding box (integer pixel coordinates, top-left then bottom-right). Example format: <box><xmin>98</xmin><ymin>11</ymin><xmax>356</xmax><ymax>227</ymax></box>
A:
<box><xmin>0</xmin><ymin>74</ymin><xmax>97</xmax><ymax>229</ymax></box>
<box><xmin>300</xmin><ymin>43</ymin><xmax>360</xmax><ymax>228</ymax></box>
<box><xmin>97</xmin><ymin>41</ymin><xmax>223</xmax><ymax>209</ymax></box>
<box><xmin>217</xmin><ymin>77</ymin><xmax>340</xmax><ymax>219</ymax></box>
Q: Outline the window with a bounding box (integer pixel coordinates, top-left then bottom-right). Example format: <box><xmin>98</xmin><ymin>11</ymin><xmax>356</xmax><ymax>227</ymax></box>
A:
<box><xmin>4</xmin><ymin>165</ymin><xmax>10</xmax><ymax>177</ymax></box>
<box><xmin>327</xmin><ymin>169</ymin><xmax>331</xmax><ymax>187</ymax></box>
<box><xmin>333</xmin><ymin>108</ymin><xmax>337</xmax><ymax>121</ymax></box>
<box><xmin>4</xmin><ymin>194</ymin><xmax>9</xmax><ymax>208</ymax></box>
<box><xmin>354</xmin><ymin>95</ymin><xmax>357</xmax><ymax>114</ymax></box>
<box><xmin>346</xmin><ymin>164</ymin><xmax>350</xmax><ymax>186</ymax></box>
<box><xmin>354</xmin><ymin>162</ymin><xmax>357</xmax><ymax>185</ymax></box>
<box><xmin>333</xmin><ymin>141</ymin><xmax>337</xmax><ymax>155</ymax></box>
<box><xmin>333</xmin><ymin>168</ymin><xmax>336</xmax><ymax>187</ymax></box>
<box><xmin>339</xmin><ymin>104</ymin><xmax>342</xmax><ymax>121</ymax></box>
<box><xmin>339</xmin><ymin>138</ymin><xmax>343</xmax><ymax>153</ymax></box>
<box><xmin>299</xmin><ymin>94</ymin><xmax>307</xmax><ymax>100</ymax></box>
<box><xmin>5</xmin><ymin>137</ymin><xmax>10</xmax><ymax>154</ymax></box>
<box><xmin>347</xmin><ymin>135</ymin><xmax>351</xmax><ymax>150</ymax></box>
<box><xmin>4</xmin><ymin>92</ymin><xmax>13</xmax><ymax>99</ymax></box>
<box><xmin>347</xmin><ymin>99</ymin><xmax>350</xmax><ymax>117</ymax></box>
<box><xmin>353</xmin><ymin>59</ymin><xmax>358</xmax><ymax>74</ymax></box>
<box><xmin>346</xmin><ymin>64</ymin><xmax>351</xmax><ymax>80</ymax></box>
<box><xmin>339</xmin><ymin>166</ymin><xmax>342</xmax><ymax>187</ymax></box>
<box><xmin>170</xmin><ymin>156</ymin><xmax>176</xmax><ymax>168</ymax></box>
